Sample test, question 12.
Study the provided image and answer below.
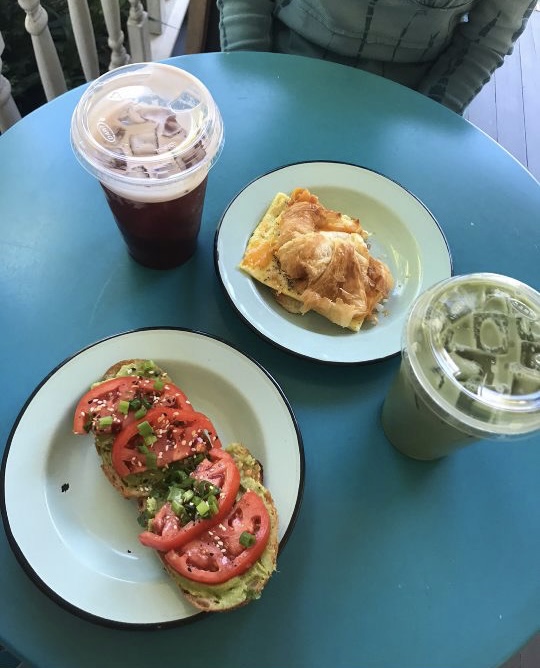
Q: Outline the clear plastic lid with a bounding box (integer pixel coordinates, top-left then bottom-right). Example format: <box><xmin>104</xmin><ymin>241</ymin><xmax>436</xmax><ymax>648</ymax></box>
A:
<box><xmin>70</xmin><ymin>62</ymin><xmax>224</xmax><ymax>188</ymax></box>
<box><xmin>404</xmin><ymin>273</ymin><xmax>540</xmax><ymax>437</ymax></box>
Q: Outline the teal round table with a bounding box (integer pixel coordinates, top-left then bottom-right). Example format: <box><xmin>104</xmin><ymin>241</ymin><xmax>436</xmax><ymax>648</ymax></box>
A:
<box><xmin>1</xmin><ymin>52</ymin><xmax>539</xmax><ymax>668</ymax></box>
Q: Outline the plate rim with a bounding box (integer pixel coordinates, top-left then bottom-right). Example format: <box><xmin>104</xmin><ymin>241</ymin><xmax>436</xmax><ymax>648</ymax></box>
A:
<box><xmin>0</xmin><ymin>326</ymin><xmax>305</xmax><ymax>630</ymax></box>
<box><xmin>214</xmin><ymin>160</ymin><xmax>453</xmax><ymax>365</ymax></box>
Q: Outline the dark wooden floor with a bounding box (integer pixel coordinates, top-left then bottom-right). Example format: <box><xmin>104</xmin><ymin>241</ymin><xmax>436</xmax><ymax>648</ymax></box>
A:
<box><xmin>501</xmin><ymin>632</ymin><xmax>540</xmax><ymax>668</ymax></box>
<box><xmin>464</xmin><ymin>6</ymin><xmax>540</xmax><ymax>183</ymax></box>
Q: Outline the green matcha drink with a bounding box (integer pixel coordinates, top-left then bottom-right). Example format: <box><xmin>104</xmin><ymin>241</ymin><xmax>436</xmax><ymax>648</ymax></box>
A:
<box><xmin>381</xmin><ymin>273</ymin><xmax>540</xmax><ymax>460</ymax></box>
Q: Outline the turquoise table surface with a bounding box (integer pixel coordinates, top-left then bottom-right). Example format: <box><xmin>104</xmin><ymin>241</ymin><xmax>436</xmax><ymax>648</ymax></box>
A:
<box><xmin>1</xmin><ymin>52</ymin><xmax>540</xmax><ymax>668</ymax></box>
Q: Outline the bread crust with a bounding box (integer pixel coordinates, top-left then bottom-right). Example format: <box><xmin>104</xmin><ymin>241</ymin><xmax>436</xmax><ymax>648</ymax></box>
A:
<box><xmin>102</xmin><ymin>359</ymin><xmax>172</xmax><ymax>382</ymax></box>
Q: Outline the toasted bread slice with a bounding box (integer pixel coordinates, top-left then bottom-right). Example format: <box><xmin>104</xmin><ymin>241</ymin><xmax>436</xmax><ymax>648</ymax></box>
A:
<box><xmin>160</xmin><ymin>443</ymin><xmax>279</xmax><ymax>612</ymax></box>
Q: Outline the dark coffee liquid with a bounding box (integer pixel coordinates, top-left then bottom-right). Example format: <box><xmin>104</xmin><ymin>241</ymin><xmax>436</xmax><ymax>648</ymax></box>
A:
<box><xmin>101</xmin><ymin>177</ymin><xmax>208</xmax><ymax>269</ymax></box>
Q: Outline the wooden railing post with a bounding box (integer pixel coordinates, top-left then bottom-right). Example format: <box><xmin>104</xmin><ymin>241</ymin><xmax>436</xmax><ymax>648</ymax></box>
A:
<box><xmin>184</xmin><ymin>0</ymin><xmax>211</xmax><ymax>54</ymax></box>
<box><xmin>147</xmin><ymin>0</ymin><xmax>163</xmax><ymax>35</ymax></box>
<box><xmin>100</xmin><ymin>0</ymin><xmax>130</xmax><ymax>70</ymax></box>
<box><xmin>17</xmin><ymin>0</ymin><xmax>67</xmax><ymax>100</ymax></box>
<box><xmin>127</xmin><ymin>0</ymin><xmax>152</xmax><ymax>62</ymax></box>
<box><xmin>0</xmin><ymin>31</ymin><xmax>22</xmax><ymax>131</ymax></box>
<box><xmin>66</xmin><ymin>0</ymin><xmax>100</xmax><ymax>81</ymax></box>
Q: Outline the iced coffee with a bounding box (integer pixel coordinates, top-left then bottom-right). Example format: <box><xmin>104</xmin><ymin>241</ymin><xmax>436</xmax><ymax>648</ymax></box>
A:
<box><xmin>70</xmin><ymin>63</ymin><xmax>224</xmax><ymax>269</ymax></box>
<box><xmin>381</xmin><ymin>273</ymin><xmax>540</xmax><ymax>460</ymax></box>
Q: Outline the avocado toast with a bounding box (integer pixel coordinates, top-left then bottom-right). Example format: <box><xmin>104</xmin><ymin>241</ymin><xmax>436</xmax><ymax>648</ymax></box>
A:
<box><xmin>157</xmin><ymin>443</ymin><xmax>279</xmax><ymax>612</ymax></box>
<box><xmin>73</xmin><ymin>360</ymin><xmax>279</xmax><ymax>612</ymax></box>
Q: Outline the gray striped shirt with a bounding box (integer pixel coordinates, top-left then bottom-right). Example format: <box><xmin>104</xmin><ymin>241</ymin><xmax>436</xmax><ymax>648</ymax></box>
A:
<box><xmin>218</xmin><ymin>0</ymin><xmax>536</xmax><ymax>113</ymax></box>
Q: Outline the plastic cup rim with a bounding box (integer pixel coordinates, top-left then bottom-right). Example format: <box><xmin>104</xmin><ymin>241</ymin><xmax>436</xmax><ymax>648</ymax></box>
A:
<box><xmin>70</xmin><ymin>61</ymin><xmax>224</xmax><ymax>187</ymax></box>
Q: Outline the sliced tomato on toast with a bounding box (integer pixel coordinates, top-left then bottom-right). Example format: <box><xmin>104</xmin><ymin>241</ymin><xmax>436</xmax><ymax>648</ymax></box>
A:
<box><xmin>73</xmin><ymin>376</ymin><xmax>193</xmax><ymax>435</ymax></box>
<box><xmin>111</xmin><ymin>407</ymin><xmax>222</xmax><ymax>478</ymax></box>
<box><xmin>139</xmin><ymin>448</ymin><xmax>240</xmax><ymax>551</ymax></box>
<box><xmin>164</xmin><ymin>489</ymin><xmax>271</xmax><ymax>584</ymax></box>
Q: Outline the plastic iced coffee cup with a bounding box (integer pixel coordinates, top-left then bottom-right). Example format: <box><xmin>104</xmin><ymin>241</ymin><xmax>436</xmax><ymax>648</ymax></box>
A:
<box><xmin>381</xmin><ymin>273</ymin><xmax>540</xmax><ymax>460</ymax></box>
<box><xmin>70</xmin><ymin>62</ymin><xmax>224</xmax><ymax>269</ymax></box>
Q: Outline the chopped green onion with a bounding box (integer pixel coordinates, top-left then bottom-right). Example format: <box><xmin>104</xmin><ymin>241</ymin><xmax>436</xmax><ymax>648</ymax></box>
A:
<box><xmin>137</xmin><ymin>421</ymin><xmax>154</xmax><ymax>438</ymax></box>
<box><xmin>129</xmin><ymin>398</ymin><xmax>142</xmax><ymax>411</ymax></box>
<box><xmin>146</xmin><ymin>497</ymin><xmax>157</xmax><ymax>515</ymax></box>
<box><xmin>118</xmin><ymin>400</ymin><xmax>130</xmax><ymax>415</ymax></box>
<box><xmin>194</xmin><ymin>479</ymin><xmax>218</xmax><ymax>496</ymax></box>
<box><xmin>154</xmin><ymin>378</ymin><xmax>164</xmax><ymax>391</ymax></box>
<box><xmin>137</xmin><ymin>444</ymin><xmax>158</xmax><ymax>470</ymax></box>
<box><xmin>183</xmin><ymin>489</ymin><xmax>194</xmax><ymax>502</ymax></box>
<box><xmin>239</xmin><ymin>531</ymin><xmax>256</xmax><ymax>548</ymax></box>
<box><xmin>207</xmin><ymin>494</ymin><xmax>219</xmax><ymax>515</ymax></box>
<box><xmin>171</xmin><ymin>499</ymin><xmax>184</xmax><ymax>516</ymax></box>
<box><xmin>196</xmin><ymin>500</ymin><xmax>210</xmax><ymax>516</ymax></box>
<box><xmin>179</xmin><ymin>476</ymin><xmax>194</xmax><ymax>490</ymax></box>
<box><xmin>193</xmin><ymin>480</ymin><xmax>207</xmax><ymax>496</ymax></box>
<box><xmin>192</xmin><ymin>453</ymin><xmax>205</xmax><ymax>469</ymax></box>
<box><xmin>167</xmin><ymin>486</ymin><xmax>181</xmax><ymax>501</ymax></box>
<box><xmin>134</xmin><ymin>406</ymin><xmax>147</xmax><ymax>420</ymax></box>
<box><xmin>98</xmin><ymin>416</ymin><xmax>113</xmax><ymax>428</ymax></box>
<box><xmin>148</xmin><ymin>452</ymin><xmax>158</xmax><ymax>469</ymax></box>
<box><xmin>174</xmin><ymin>470</ymin><xmax>189</xmax><ymax>484</ymax></box>
<box><xmin>143</xmin><ymin>360</ymin><xmax>156</xmax><ymax>373</ymax></box>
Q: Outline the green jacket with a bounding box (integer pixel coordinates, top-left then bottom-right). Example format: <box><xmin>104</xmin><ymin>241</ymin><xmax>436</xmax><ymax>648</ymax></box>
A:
<box><xmin>218</xmin><ymin>0</ymin><xmax>536</xmax><ymax>113</ymax></box>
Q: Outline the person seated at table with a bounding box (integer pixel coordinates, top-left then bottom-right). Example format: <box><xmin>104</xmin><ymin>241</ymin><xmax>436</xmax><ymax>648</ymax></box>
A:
<box><xmin>217</xmin><ymin>0</ymin><xmax>536</xmax><ymax>115</ymax></box>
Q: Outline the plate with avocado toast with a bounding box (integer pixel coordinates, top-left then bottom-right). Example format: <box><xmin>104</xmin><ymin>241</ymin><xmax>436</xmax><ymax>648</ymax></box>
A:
<box><xmin>1</xmin><ymin>328</ymin><xmax>304</xmax><ymax>628</ymax></box>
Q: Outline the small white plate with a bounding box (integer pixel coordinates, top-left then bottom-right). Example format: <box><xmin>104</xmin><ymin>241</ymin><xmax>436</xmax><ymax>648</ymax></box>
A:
<box><xmin>1</xmin><ymin>328</ymin><xmax>304</xmax><ymax>628</ymax></box>
<box><xmin>215</xmin><ymin>161</ymin><xmax>452</xmax><ymax>364</ymax></box>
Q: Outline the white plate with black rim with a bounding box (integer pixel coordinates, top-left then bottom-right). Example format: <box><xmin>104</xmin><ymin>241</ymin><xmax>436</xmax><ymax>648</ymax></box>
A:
<box><xmin>1</xmin><ymin>328</ymin><xmax>304</xmax><ymax>628</ymax></box>
<box><xmin>214</xmin><ymin>161</ymin><xmax>452</xmax><ymax>364</ymax></box>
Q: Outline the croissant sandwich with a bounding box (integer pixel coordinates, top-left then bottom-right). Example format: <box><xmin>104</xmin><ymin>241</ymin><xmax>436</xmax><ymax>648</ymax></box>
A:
<box><xmin>239</xmin><ymin>188</ymin><xmax>394</xmax><ymax>331</ymax></box>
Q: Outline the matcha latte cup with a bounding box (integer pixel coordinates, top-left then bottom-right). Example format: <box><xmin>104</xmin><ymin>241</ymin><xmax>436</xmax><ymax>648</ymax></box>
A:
<box><xmin>381</xmin><ymin>273</ymin><xmax>540</xmax><ymax>460</ymax></box>
<box><xmin>70</xmin><ymin>62</ymin><xmax>224</xmax><ymax>269</ymax></box>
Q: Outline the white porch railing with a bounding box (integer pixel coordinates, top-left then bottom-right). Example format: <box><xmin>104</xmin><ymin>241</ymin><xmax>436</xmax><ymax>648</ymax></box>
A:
<box><xmin>0</xmin><ymin>32</ymin><xmax>21</xmax><ymax>129</ymax></box>
<box><xmin>0</xmin><ymin>0</ymin><xmax>190</xmax><ymax>133</ymax></box>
